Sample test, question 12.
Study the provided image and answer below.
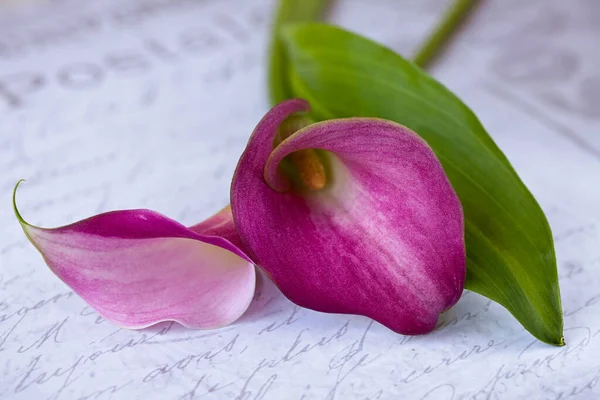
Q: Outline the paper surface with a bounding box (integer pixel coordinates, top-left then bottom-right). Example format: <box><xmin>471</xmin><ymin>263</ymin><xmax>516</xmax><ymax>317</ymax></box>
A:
<box><xmin>1</xmin><ymin>0</ymin><xmax>599</xmax><ymax>399</ymax></box>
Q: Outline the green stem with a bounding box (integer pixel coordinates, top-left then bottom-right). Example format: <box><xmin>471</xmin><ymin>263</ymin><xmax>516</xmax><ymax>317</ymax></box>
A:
<box><xmin>412</xmin><ymin>0</ymin><xmax>480</xmax><ymax>69</ymax></box>
<box><xmin>269</xmin><ymin>0</ymin><xmax>331</xmax><ymax>105</ymax></box>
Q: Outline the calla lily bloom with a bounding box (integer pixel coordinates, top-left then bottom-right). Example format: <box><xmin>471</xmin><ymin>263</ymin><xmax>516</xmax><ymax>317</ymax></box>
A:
<box><xmin>15</xmin><ymin>98</ymin><xmax>465</xmax><ymax>335</ymax></box>
<box><xmin>13</xmin><ymin>188</ymin><xmax>255</xmax><ymax>329</ymax></box>
<box><xmin>231</xmin><ymin>99</ymin><xmax>465</xmax><ymax>335</ymax></box>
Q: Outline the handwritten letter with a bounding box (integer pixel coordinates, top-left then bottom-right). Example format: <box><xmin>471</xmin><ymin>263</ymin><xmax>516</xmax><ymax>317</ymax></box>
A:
<box><xmin>1</xmin><ymin>0</ymin><xmax>599</xmax><ymax>399</ymax></box>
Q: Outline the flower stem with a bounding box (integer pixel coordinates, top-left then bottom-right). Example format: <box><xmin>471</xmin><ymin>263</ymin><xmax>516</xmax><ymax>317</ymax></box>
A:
<box><xmin>269</xmin><ymin>0</ymin><xmax>332</xmax><ymax>105</ymax></box>
<box><xmin>412</xmin><ymin>0</ymin><xmax>480</xmax><ymax>69</ymax></box>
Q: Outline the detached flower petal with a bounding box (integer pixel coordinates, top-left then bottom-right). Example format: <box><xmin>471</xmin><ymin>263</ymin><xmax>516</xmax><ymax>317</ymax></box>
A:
<box><xmin>13</xmin><ymin>183</ymin><xmax>255</xmax><ymax>329</ymax></box>
<box><xmin>231</xmin><ymin>99</ymin><xmax>465</xmax><ymax>335</ymax></box>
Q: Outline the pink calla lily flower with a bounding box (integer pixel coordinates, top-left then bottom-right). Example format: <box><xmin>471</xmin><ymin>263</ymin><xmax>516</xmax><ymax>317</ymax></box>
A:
<box><xmin>232</xmin><ymin>99</ymin><xmax>465</xmax><ymax>335</ymax></box>
<box><xmin>13</xmin><ymin>191</ymin><xmax>255</xmax><ymax>329</ymax></box>
<box><xmin>15</xmin><ymin>98</ymin><xmax>465</xmax><ymax>335</ymax></box>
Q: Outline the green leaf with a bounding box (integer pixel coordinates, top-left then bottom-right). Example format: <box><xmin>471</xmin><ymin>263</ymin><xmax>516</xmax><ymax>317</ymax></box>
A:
<box><xmin>268</xmin><ymin>0</ymin><xmax>331</xmax><ymax>104</ymax></box>
<box><xmin>279</xmin><ymin>23</ymin><xmax>564</xmax><ymax>345</ymax></box>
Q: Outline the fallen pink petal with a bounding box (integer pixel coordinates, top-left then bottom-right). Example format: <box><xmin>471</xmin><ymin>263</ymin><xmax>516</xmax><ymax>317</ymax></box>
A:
<box><xmin>13</xmin><ymin>182</ymin><xmax>256</xmax><ymax>330</ymax></box>
<box><xmin>231</xmin><ymin>99</ymin><xmax>466</xmax><ymax>335</ymax></box>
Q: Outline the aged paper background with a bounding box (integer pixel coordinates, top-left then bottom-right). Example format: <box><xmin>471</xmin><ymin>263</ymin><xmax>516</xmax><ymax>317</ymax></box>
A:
<box><xmin>0</xmin><ymin>0</ymin><xmax>599</xmax><ymax>399</ymax></box>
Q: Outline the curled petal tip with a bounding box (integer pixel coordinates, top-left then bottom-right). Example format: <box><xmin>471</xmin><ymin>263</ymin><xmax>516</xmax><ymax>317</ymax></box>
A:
<box><xmin>14</xmin><ymin>184</ymin><xmax>256</xmax><ymax>330</ymax></box>
<box><xmin>13</xmin><ymin>179</ymin><xmax>27</xmax><ymax>224</ymax></box>
<box><xmin>235</xmin><ymin>99</ymin><xmax>311</xmax><ymax>194</ymax></box>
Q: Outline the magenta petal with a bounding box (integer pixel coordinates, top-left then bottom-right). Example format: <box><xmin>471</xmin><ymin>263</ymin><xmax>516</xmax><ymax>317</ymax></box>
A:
<box><xmin>14</xmin><ymin>184</ymin><xmax>255</xmax><ymax>329</ymax></box>
<box><xmin>231</xmin><ymin>99</ymin><xmax>465</xmax><ymax>335</ymax></box>
<box><xmin>189</xmin><ymin>206</ymin><xmax>247</xmax><ymax>252</ymax></box>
